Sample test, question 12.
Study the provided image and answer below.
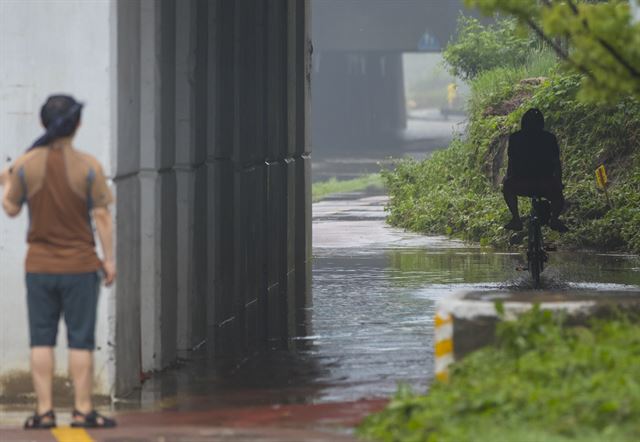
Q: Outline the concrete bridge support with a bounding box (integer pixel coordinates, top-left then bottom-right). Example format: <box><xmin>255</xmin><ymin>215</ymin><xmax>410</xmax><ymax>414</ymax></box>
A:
<box><xmin>310</xmin><ymin>0</ymin><xmax>466</xmax><ymax>152</ymax></box>
<box><xmin>312</xmin><ymin>51</ymin><xmax>406</xmax><ymax>151</ymax></box>
<box><xmin>114</xmin><ymin>0</ymin><xmax>310</xmax><ymax>396</ymax></box>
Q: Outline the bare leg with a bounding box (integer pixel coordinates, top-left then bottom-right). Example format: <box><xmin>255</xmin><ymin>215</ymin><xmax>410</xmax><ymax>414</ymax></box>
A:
<box><xmin>69</xmin><ymin>349</ymin><xmax>93</xmax><ymax>415</ymax></box>
<box><xmin>31</xmin><ymin>347</ymin><xmax>55</xmax><ymax>415</ymax></box>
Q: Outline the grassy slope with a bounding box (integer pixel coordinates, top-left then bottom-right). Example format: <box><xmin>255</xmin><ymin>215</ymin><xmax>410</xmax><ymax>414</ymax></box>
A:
<box><xmin>312</xmin><ymin>174</ymin><xmax>384</xmax><ymax>202</ymax></box>
<box><xmin>384</xmin><ymin>66</ymin><xmax>640</xmax><ymax>253</ymax></box>
<box><xmin>358</xmin><ymin>308</ymin><xmax>640</xmax><ymax>442</ymax></box>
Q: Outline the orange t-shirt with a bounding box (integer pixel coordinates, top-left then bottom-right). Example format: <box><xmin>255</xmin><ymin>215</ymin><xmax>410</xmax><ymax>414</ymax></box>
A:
<box><xmin>5</xmin><ymin>144</ymin><xmax>113</xmax><ymax>274</ymax></box>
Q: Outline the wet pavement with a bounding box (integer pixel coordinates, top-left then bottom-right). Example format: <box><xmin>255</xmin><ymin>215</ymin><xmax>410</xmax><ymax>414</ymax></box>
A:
<box><xmin>313</xmin><ymin>109</ymin><xmax>466</xmax><ymax>182</ymax></box>
<box><xmin>2</xmin><ymin>190</ymin><xmax>639</xmax><ymax>441</ymax></box>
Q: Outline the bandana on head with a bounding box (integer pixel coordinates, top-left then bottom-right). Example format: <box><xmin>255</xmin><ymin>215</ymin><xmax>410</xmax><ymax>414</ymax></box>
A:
<box><xmin>29</xmin><ymin>97</ymin><xmax>83</xmax><ymax>151</ymax></box>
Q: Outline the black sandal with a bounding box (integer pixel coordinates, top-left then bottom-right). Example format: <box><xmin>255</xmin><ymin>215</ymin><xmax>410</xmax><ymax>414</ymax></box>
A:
<box><xmin>71</xmin><ymin>409</ymin><xmax>117</xmax><ymax>428</ymax></box>
<box><xmin>24</xmin><ymin>410</ymin><xmax>56</xmax><ymax>429</ymax></box>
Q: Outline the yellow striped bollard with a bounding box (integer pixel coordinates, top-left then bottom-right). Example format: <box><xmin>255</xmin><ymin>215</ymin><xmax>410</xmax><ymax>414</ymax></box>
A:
<box><xmin>434</xmin><ymin>312</ymin><xmax>454</xmax><ymax>382</ymax></box>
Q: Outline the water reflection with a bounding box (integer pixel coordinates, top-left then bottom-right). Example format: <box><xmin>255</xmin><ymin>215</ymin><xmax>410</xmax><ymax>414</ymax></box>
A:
<box><xmin>386</xmin><ymin>248</ymin><xmax>640</xmax><ymax>289</ymax></box>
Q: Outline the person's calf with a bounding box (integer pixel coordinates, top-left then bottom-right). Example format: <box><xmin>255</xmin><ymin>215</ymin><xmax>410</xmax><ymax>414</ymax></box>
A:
<box><xmin>30</xmin><ymin>347</ymin><xmax>54</xmax><ymax>415</ymax></box>
<box><xmin>69</xmin><ymin>349</ymin><xmax>94</xmax><ymax>414</ymax></box>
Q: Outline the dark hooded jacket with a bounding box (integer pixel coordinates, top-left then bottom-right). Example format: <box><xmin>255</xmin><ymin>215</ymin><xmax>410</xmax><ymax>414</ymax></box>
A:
<box><xmin>506</xmin><ymin>109</ymin><xmax>561</xmax><ymax>179</ymax></box>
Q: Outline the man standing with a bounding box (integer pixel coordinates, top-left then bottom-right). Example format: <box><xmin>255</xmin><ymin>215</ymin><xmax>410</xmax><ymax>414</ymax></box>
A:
<box><xmin>0</xmin><ymin>95</ymin><xmax>117</xmax><ymax>429</ymax></box>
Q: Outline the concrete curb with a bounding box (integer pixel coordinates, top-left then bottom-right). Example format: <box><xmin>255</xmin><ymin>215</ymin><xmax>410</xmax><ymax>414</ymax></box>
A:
<box><xmin>434</xmin><ymin>289</ymin><xmax>640</xmax><ymax>380</ymax></box>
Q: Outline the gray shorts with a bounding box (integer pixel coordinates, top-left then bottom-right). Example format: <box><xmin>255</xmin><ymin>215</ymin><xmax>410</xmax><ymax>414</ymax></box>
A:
<box><xmin>26</xmin><ymin>272</ymin><xmax>100</xmax><ymax>350</ymax></box>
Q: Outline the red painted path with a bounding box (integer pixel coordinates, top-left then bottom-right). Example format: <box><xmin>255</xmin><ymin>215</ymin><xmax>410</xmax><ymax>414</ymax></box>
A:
<box><xmin>0</xmin><ymin>398</ymin><xmax>388</xmax><ymax>441</ymax></box>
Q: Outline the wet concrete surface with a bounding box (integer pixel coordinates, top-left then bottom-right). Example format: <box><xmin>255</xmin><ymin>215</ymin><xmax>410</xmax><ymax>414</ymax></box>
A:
<box><xmin>2</xmin><ymin>190</ymin><xmax>638</xmax><ymax>441</ymax></box>
<box><xmin>313</xmin><ymin>110</ymin><xmax>466</xmax><ymax>182</ymax></box>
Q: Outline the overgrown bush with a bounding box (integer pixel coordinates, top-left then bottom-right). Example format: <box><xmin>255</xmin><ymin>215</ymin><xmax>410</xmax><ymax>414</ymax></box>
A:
<box><xmin>358</xmin><ymin>307</ymin><xmax>640</xmax><ymax>442</ymax></box>
<box><xmin>443</xmin><ymin>15</ymin><xmax>541</xmax><ymax>81</ymax></box>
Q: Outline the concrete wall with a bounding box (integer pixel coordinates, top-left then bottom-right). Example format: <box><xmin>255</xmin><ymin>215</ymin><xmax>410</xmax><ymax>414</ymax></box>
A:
<box><xmin>113</xmin><ymin>0</ymin><xmax>311</xmax><ymax>396</ymax></box>
<box><xmin>0</xmin><ymin>0</ymin><xmax>311</xmax><ymax>399</ymax></box>
<box><xmin>0</xmin><ymin>0</ymin><xmax>115</xmax><ymax>395</ymax></box>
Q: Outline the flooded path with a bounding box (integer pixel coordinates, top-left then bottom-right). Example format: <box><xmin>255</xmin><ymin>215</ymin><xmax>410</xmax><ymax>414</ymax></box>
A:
<box><xmin>311</xmin><ymin>191</ymin><xmax>640</xmax><ymax>401</ymax></box>
<box><xmin>1</xmin><ymin>190</ymin><xmax>638</xmax><ymax>439</ymax></box>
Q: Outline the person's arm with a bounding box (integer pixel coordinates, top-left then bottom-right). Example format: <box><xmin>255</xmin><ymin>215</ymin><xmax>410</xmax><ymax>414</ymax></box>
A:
<box><xmin>92</xmin><ymin>207</ymin><xmax>115</xmax><ymax>287</ymax></box>
<box><xmin>551</xmin><ymin>134</ymin><xmax>562</xmax><ymax>183</ymax></box>
<box><xmin>90</xmin><ymin>162</ymin><xmax>116</xmax><ymax>286</ymax></box>
<box><xmin>1</xmin><ymin>166</ymin><xmax>24</xmax><ymax>217</ymax></box>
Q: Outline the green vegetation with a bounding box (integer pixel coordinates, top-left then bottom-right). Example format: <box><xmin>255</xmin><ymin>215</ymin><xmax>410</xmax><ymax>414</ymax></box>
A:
<box><xmin>358</xmin><ymin>307</ymin><xmax>640</xmax><ymax>442</ymax></box>
<box><xmin>312</xmin><ymin>174</ymin><xmax>384</xmax><ymax>202</ymax></box>
<box><xmin>466</xmin><ymin>0</ymin><xmax>640</xmax><ymax>103</ymax></box>
<box><xmin>385</xmin><ymin>19</ymin><xmax>640</xmax><ymax>253</ymax></box>
<box><xmin>443</xmin><ymin>16</ymin><xmax>540</xmax><ymax>81</ymax></box>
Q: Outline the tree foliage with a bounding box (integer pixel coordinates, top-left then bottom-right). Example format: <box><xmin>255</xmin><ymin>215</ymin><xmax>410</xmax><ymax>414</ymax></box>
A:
<box><xmin>465</xmin><ymin>0</ymin><xmax>640</xmax><ymax>102</ymax></box>
<box><xmin>442</xmin><ymin>16</ymin><xmax>537</xmax><ymax>80</ymax></box>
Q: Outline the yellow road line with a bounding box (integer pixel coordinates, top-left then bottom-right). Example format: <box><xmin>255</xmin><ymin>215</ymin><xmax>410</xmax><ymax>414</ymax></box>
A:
<box><xmin>51</xmin><ymin>427</ymin><xmax>94</xmax><ymax>442</ymax></box>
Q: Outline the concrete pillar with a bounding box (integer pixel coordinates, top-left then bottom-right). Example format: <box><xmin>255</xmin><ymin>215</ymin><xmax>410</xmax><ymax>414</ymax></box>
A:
<box><xmin>294</xmin><ymin>1</ymin><xmax>313</xmax><ymax>337</ymax></box>
<box><xmin>114</xmin><ymin>0</ymin><xmax>142</xmax><ymax>395</ymax></box>
<box><xmin>113</xmin><ymin>0</ymin><xmax>311</xmax><ymax>392</ymax></box>
<box><xmin>203</xmin><ymin>0</ymin><xmax>311</xmax><ymax>359</ymax></box>
<box><xmin>158</xmin><ymin>0</ymin><xmax>179</xmax><ymax>370</ymax></box>
<box><xmin>265</xmin><ymin>0</ymin><xmax>289</xmax><ymax>346</ymax></box>
<box><xmin>204</xmin><ymin>0</ymin><xmax>221</xmax><ymax>358</ymax></box>
<box><xmin>138</xmin><ymin>0</ymin><xmax>164</xmax><ymax>373</ymax></box>
<box><xmin>311</xmin><ymin>50</ymin><xmax>406</xmax><ymax>151</ymax></box>
<box><xmin>174</xmin><ymin>0</ymin><xmax>197</xmax><ymax>355</ymax></box>
<box><xmin>118</xmin><ymin>0</ymin><xmax>179</xmax><ymax>376</ymax></box>
<box><xmin>191</xmin><ymin>0</ymin><xmax>210</xmax><ymax>351</ymax></box>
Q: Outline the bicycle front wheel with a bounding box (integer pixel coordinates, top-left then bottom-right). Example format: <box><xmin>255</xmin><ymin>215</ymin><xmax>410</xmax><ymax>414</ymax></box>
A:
<box><xmin>530</xmin><ymin>254</ymin><xmax>541</xmax><ymax>288</ymax></box>
<box><xmin>529</xmin><ymin>223</ymin><xmax>543</xmax><ymax>288</ymax></box>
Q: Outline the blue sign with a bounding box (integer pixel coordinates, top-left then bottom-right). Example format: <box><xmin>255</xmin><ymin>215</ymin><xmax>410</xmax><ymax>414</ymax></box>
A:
<box><xmin>417</xmin><ymin>32</ymin><xmax>441</xmax><ymax>51</ymax></box>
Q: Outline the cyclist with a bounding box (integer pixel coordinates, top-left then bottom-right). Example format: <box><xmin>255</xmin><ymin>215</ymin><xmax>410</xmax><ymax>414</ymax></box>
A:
<box><xmin>502</xmin><ymin>108</ymin><xmax>569</xmax><ymax>232</ymax></box>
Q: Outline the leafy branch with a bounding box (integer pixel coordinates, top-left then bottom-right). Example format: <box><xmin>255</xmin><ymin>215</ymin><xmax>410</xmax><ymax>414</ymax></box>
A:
<box><xmin>465</xmin><ymin>0</ymin><xmax>640</xmax><ymax>102</ymax></box>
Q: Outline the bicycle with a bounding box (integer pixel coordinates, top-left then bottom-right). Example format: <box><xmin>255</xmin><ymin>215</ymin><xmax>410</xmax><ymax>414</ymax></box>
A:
<box><xmin>526</xmin><ymin>196</ymin><xmax>550</xmax><ymax>288</ymax></box>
